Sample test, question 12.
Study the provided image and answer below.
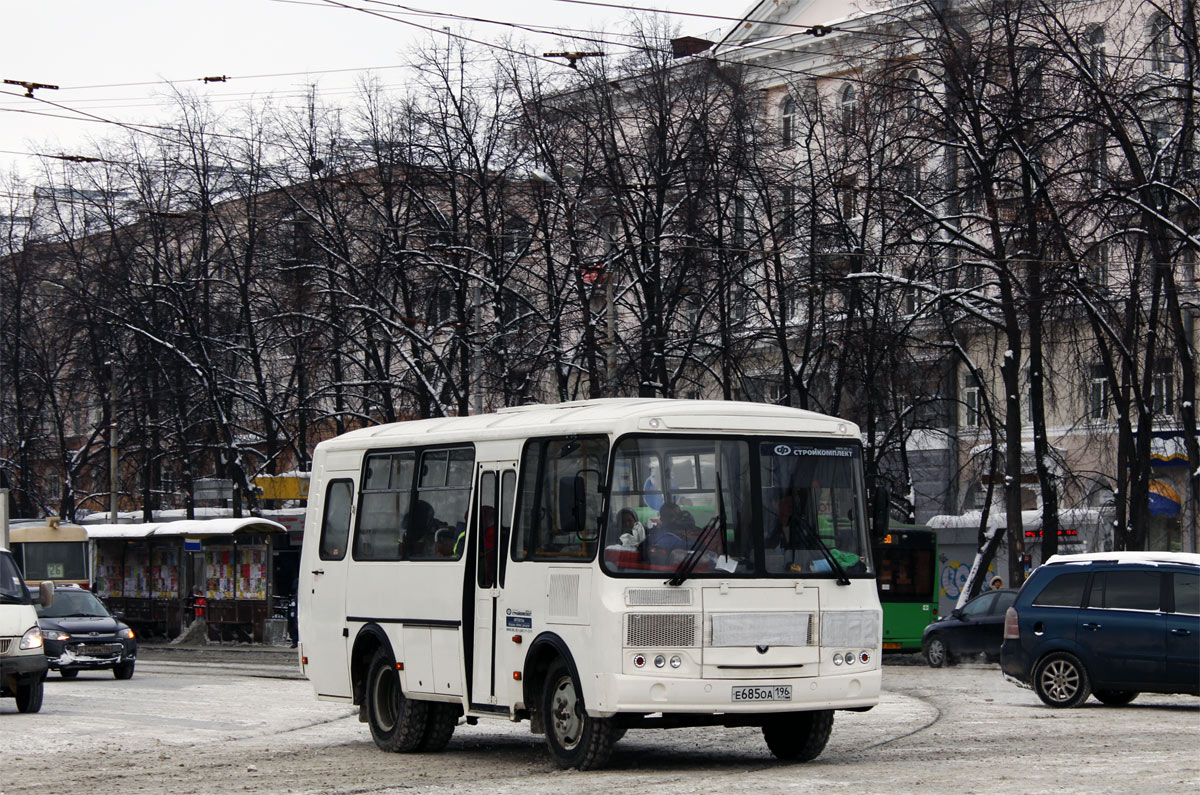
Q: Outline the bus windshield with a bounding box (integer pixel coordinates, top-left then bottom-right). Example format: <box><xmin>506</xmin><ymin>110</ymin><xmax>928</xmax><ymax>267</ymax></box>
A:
<box><xmin>601</xmin><ymin>435</ymin><xmax>872</xmax><ymax>578</ymax></box>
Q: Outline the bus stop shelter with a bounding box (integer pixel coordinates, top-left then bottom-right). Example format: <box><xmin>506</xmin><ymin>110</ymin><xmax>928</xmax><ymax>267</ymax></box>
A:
<box><xmin>86</xmin><ymin>518</ymin><xmax>286</xmax><ymax>641</ymax></box>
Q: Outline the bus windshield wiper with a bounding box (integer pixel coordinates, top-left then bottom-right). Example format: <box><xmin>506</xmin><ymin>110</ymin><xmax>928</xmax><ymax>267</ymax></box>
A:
<box><xmin>667</xmin><ymin>475</ymin><xmax>728</xmax><ymax>587</ymax></box>
<box><xmin>796</xmin><ymin>519</ymin><xmax>850</xmax><ymax>586</ymax></box>
<box><xmin>666</xmin><ymin>516</ymin><xmax>720</xmax><ymax>587</ymax></box>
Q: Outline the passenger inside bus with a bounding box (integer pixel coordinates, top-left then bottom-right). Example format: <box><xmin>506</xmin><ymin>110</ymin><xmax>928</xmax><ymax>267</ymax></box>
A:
<box><xmin>646</xmin><ymin>502</ymin><xmax>700</xmax><ymax>551</ymax></box>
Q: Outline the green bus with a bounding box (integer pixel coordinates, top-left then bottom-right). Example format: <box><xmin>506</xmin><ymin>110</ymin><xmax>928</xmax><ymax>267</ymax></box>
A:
<box><xmin>873</xmin><ymin>526</ymin><xmax>937</xmax><ymax>652</ymax></box>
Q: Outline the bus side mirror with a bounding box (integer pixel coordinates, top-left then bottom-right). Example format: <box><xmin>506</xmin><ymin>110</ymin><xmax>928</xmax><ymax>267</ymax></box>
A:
<box><xmin>38</xmin><ymin>581</ymin><xmax>55</xmax><ymax>608</ymax></box>
<box><xmin>870</xmin><ymin>485</ymin><xmax>891</xmax><ymax>540</ymax></box>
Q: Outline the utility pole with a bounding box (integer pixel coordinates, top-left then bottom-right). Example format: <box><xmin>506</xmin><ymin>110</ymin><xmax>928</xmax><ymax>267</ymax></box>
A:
<box><xmin>604</xmin><ymin>225</ymin><xmax>617</xmax><ymax>394</ymax></box>
<box><xmin>473</xmin><ymin>283</ymin><xmax>483</xmax><ymax>415</ymax></box>
<box><xmin>108</xmin><ymin>360</ymin><xmax>119</xmax><ymax>523</ymax></box>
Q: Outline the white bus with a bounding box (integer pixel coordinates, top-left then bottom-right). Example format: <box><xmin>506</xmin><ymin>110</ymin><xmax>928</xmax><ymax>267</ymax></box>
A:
<box><xmin>298</xmin><ymin>399</ymin><xmax>883</xmax><ymax>769</ymax></box>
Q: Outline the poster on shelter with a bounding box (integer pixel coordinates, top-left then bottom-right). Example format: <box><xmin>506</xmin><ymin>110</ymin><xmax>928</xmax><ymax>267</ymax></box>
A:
<box><xmin>237</xmin><ymin>546</ymin><xmax>268</xmax><ymax>600</ymax></box>
<box><xmin>204</xmin><ymin>546</ymin><xmax>235</xmax><ymax>600</ymax></box>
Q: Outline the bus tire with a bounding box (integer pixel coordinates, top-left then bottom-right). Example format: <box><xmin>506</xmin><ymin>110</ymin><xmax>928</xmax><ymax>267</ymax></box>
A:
<box><xmin>763</xmin><ymin>710</ymin><xmax>833</xmax><ymax>762</ymax></box>
<box><xmin>418</xmin><ymin>702</ymin><xmax>459</xmax><ymax>751</ymax></box>
<box><xmin>366</xmin><ymin>648</ymin><xmax>428</xmax><ymax>752</ymax></box>
<box><xmin>542</xmin><ymin>658</ymin><xmax>616</xmax><ymax>770</ymax></box>
<box><xmin>16</xmin><ymin>676</ymin><xmax>44</xmax><ymax>714</ymax></box>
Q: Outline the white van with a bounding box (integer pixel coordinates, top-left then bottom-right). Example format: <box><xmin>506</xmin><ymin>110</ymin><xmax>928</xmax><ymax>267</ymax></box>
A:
<box><xmin>1</xmin><ymin>544</ymin><xmax>52</xmax><ymax>713</ymax></box>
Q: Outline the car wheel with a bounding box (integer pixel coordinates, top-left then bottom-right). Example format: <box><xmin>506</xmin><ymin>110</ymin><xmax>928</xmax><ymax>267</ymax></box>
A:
<box><xmin>366</xmin><ymin>648</ymin><xmax>428</xmax><ymax>752</ymax></box>
<box><xmin>925</xmin><ymin>636</ymin><xmax>952</xmax><ymax>668</ymax></box>
<box><xmin>762</xmin><ymin>710</ymin><xmax>834</xmax><ymax>762</ymax></box>
<box><xmin>542</xmin><ymin>658</ymin><xmax>616</xmax><ymax>770</ymax></box>
<box><xmin>1093</xmin><ymin>689</ymin><xmax>1138</xmax><ymax>706</ymax></box>
<box><xmin>60</xmin><ymin>669</ymin><xmax>79</xmax><ymax>680</ymax></box>
<box><xmin>113</xmin><ymin>661</ymin><xmax>135</xmax><ymax>680</ymax></box>
<box><xmin>417</xmin><ymin>702</ymin><xmax>459</xmax><ymax>752</ymax></box>
<box><xmin>1033</xmin><ymin>652</ymin><xmax>1091</xmax><ymax>708</ymax></box>
<box><xmin>16</xmin><ymin>676</ymin><xmax>44</xmax><ymax>713</ymax></box>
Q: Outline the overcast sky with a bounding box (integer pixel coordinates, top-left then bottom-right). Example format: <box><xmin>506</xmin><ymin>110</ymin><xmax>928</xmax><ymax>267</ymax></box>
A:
<box><xmin>1</xmin><ymin>0</ymin><xmax>748</xmax><ymax>182</ymax></box>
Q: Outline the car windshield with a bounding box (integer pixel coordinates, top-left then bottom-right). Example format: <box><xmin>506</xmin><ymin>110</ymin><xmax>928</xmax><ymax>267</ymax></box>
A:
<box><xmin>601</xmin><ymin>435</ymin><xmax>872</xmax><ymax>579</ymax></box>
<box><xmin>0</xmin><ymin>551</ymin><xmax>31</xmax><ymax>603</ymax></box>
<box><xmin>37</xmin><ymin>589</ymin><xmax>110</xmax><ymax>618</ymax></box>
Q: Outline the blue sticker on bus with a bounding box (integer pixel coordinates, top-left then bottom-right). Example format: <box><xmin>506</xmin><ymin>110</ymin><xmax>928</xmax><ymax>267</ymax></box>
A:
<box><xmin>506</xmin><ymin>608</ymin><xmax>532</xmax><ymax>632</ymax></box>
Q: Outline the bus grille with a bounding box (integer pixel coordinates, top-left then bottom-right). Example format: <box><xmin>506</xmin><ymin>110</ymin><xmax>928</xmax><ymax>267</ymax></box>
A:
<box><xmin>708</xmin><ymin>612</ymin><xmax>814</xmax><ymax>647</ymax></box>
<box><xmin>625</xmin><ymin>613</ymin><xmax>699</xmax><ymax>648</ymax></box>
<box><xmin>625</xmin><ymin>588</ymin><xmax>693</xmax><ymax>606</ymax></box>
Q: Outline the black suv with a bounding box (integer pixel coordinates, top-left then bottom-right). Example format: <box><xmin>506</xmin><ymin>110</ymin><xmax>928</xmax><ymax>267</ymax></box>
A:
<box><xmin>35</xmin><ymin>586</ymin><xmax>137</xmax><ymax>679</ymax></box>
<box><xmin>1001</xmin><ymin>552</ymin><xmax>1199</xmax><ymax>707</ymax></box>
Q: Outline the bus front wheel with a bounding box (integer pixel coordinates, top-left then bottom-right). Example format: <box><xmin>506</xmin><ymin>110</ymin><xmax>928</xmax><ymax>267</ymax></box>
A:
<box><xmin>541</xmin><ymin>658</ymin><xmax>616</xmax><ymax>770</ymax></box>
<box><xmin>763</xmin><ymin>710</ymin><xmax>833</xmax><ymax>762</ymax></box>
<box><xmin>366</xmin><ymin>648</ymin><xmax>428</xmax><ymax>752</ymax></box>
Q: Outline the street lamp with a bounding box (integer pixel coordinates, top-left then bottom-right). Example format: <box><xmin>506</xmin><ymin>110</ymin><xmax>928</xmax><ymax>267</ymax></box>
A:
<box><xmin>530</xmin><ymin>171</ymin><xmax>617</xmax><ymax>395</ymax></box>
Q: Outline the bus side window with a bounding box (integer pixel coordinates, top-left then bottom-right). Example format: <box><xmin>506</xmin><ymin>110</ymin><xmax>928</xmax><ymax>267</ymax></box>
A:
<box><xmin>498</xmin><ymin>470</ymin><xmax>516</xmax><ymax>586</ymax></box>
<box><xmin>512</xmin><ymin>436</ymin><xmax>608</xmax><ymax>562</ymax></box>
<box><xmin>478</xmin><ymin>472</ymin><xmax>498</xmax><ymax>588</ymax></box>
<box><xmin>319</xmin><ymin>480</ymin><xmax>354</xmax><ymax>561</ymax></box>
<box><xmin>356</xmin><ymin>452</ymin><xmax>414</xmax><ymax>561</ymax></box>
<box><xmin>411</xmin><ymin>446</ymin><xmax>475</xmax><ymax>561</ymax></box>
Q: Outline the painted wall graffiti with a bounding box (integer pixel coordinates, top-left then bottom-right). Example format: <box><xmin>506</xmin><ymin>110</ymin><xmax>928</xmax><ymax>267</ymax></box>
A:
<box><xmin>939</xmin><ymin>559</ymin><xmax>998</xmax><ymax>600</ymax></box>
<box><xmin>940</xmin><ymin>560</ymin><xmax>969</xmax><ymax>600</ymax></box>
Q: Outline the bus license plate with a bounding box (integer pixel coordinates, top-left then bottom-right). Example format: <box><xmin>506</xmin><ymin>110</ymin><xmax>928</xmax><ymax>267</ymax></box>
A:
<box><xmin>731</xmin><ymin>685</ymin><xmax>792</xmax><ymax>702</ymax></box>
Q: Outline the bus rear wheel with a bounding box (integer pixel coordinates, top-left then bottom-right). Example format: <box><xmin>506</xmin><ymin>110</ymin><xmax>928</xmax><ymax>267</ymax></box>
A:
<box><xmin>763</xmin><ymin>710</ymin><xmax>834</xmax><ymax>762</ymax></box>
<box><xmin>366</xmin><ymin>648</ymin><xmax>428</xmax><ymax>752</ymax></box>
<box><xmin>418</xmin><ymin>702</ymin><xmax>459</xmax><ymax>751</ymax></box>
<box><xmin>541</xmin><ymin>658</ymin><xmax>616</xmax><ymax>770</ymax></box>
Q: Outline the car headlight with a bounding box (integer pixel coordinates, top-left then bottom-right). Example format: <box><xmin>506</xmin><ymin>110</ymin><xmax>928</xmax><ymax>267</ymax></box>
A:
<box><xmin>19</xmin><ymin>626</ymin><xmax>44</xmax><ymax>650</ymax></box>
<box><xmin>41</xmin><ymin>628</ymin><xmax>70</xmax><ymax>642</ymax></box>
<box><xmin>118</xmin><ymin>627</ymin><xmax>135</xmax><ymax>640</ymax></box>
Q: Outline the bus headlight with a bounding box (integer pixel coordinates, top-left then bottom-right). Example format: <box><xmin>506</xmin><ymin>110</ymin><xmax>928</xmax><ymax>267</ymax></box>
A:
<box><xmin>653</xmin><ymin>655</ymin><xmax>666</xmax><ymax>668</ymax></box>
<box><xmin>832</xmin><ymin>652</ymin><xmax>843</xmax><ymax>666</ymax></box>
<box><xmin>669</xmin><ymin>655</ymin><xmax>682</xmax><ymax>669</ymax></box>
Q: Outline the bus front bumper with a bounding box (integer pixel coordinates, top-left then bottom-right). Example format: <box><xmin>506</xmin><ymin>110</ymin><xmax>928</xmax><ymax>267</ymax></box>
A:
<box><xmin>590</xmin><ymin>668</ymin><xmax>880</xmax><ymax>716</ymax></box>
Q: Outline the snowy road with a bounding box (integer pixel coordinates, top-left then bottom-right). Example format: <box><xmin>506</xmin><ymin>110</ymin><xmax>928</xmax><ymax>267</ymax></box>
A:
<box><xmin>3</xmin><ymin>660</ymin><xmax>1197</xmax><ymax>794</ymax></box>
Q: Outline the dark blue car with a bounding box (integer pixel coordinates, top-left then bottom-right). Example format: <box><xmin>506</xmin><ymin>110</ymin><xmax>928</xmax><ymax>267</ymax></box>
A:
<box><xmin>34</xmin><ymin>586</ymin><xmax>137</xmax><ymax>679</ymax></box>
<box><xmin>1001</xmin><ymin>552</ymin><xmax>1200</xmax><ymax>707</ymax></box>
<box><xmin>922</xmin><ymin>588</ymin><xmax>1018</xmax><ymax>667</ymax></box>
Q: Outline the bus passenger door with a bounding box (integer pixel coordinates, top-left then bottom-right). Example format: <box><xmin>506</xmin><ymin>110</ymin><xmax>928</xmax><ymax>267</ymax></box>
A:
<box><xmin>300</xmin><ymin>475</ymin><xmax>355</xmax><ymax>699</ymax></box>
<box><xmin>470</xmin><ymin>464</ymin><xmax>516</xmax><ymax>708</ymax></box>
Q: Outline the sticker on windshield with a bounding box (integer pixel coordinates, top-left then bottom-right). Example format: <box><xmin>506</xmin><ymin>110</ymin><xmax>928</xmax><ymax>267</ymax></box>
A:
<box><xmin>765</xmin><ymin>443</ymin><xmax>854</xmax><ymax>458</ymax></box>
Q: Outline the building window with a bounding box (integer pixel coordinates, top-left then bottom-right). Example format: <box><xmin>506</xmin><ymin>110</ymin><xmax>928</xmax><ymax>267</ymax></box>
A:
<box><xmin>963</xmin><ymin>374</ymin><xmax>981</xmax><ymax>428</ymax></box>
<box><xmin>1083</xmin><ymin>243</ymin><xmax>1107</xmax><ymax>288</ymax></box>
<box><xmin>1087</xmin><ymin>25</ymin><xmax>1107</xmax><ymax>78</ymax></box>
<box><xmin>1089</xmin><ymin>365</ymin><xmax>1109</xmax><ymax>421</ymax></box>
<box><xmin>1152</xmin><ymin>359</ymin><xmax>1174</xmax><ymax>416</ymax></box>
<box><xmin>781</xmin><ymin>97</ymin><xmax>797</xmax><ymax>146</ymax></box>
<box><xmin>904</xmin><ymin>69</ymin><xmax>922</xmax><ymax>121</ymax></box>
<box><xmin>960</xmin><ymin>258</ymin><xmax>983</xmax><ymax>289</ymax></box>
<box><xmin>1148</xmin><ymin>13</ymin><xmax>1175</xmax><ymax>72</ymax></box>
<box><xmin>779</xmin><ymin>185</ymin><xmax>796</xmax><ymax>238</ymax></box>
<box><xmin>1086</xmin><ymin>128</ymin><xmax>1107</xmax><ymax>191</ymax></box>
<box><xmin>840</xmin><ymin>83</ymin><xmax>857</xmax><ymax>128</ymax></box>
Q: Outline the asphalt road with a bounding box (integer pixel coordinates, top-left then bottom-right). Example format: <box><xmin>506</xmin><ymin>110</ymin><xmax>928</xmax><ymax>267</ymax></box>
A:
<box><xmin>2</xmin><ymin>652</ymin><xmax>1197</xmax><ymax>794</ymax></box>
